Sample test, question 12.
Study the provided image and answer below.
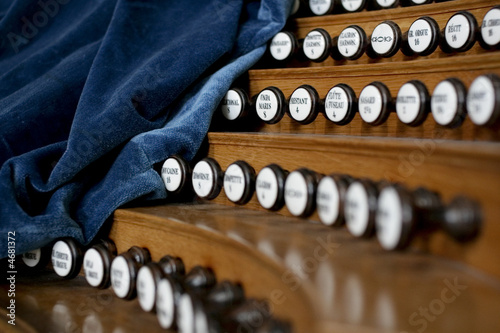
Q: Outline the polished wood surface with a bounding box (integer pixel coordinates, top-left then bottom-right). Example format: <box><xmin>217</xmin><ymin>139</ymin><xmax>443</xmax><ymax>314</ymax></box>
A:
<box><xmin>110</xmin><ymin>203</ymin><xmax>500</xmax><ymax>333</ymax></box>
<box><xmin>0</xmin><ymin>271</ymin><xmax>171</xmax><ymax>333</ymax></box>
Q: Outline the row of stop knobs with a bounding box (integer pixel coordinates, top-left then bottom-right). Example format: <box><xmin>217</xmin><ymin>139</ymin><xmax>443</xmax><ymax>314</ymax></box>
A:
<box><xmin>163</xmin><ymin>155</ymin><xmax>481</xmax><ymax>251</ymax></box>
<box><xmin>19</xmin><ymin>239</ymin><xmax>291</xmax><ymax>333</ymax></box>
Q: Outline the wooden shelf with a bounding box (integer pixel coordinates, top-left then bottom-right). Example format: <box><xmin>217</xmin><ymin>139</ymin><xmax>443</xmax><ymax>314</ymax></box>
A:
<box><xmin>241</xmin><ymin>53</ymin><xmax>500</xmax><ymax>141</ymax></box>
<box><xmin>0</xmin><ymin>272</ymin><xmax>169</xmax><ymax>333</ymax></box>
<box><xmin>206</xmin><ymin>132</ymin><xmax>500</xmax><ymax>278</ymax></box>
<box><xmin>109</xmin><ymin>203</ymin><xmax>500</xmax><ymax>333</ymax></box>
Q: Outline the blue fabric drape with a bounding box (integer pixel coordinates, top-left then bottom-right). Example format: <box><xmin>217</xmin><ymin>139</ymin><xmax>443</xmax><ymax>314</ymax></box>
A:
<box><xmin>0</xmin><ymin>0</ymin><xmax>292</xmax><ymax>257</ymax></box>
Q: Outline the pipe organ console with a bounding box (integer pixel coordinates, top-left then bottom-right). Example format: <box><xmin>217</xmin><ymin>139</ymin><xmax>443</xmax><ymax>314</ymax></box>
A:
<box><xmin>6</xmin><ymin>1</ymin><xmax>500</xmax><ymax>332</ymax></box>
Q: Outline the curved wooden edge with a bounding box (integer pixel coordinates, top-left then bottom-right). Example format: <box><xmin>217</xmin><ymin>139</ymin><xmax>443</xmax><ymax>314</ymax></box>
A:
<box><xmin>111</xmin><ymin>203</ymin><xmax>500</xmax><ymax>333</ymax></box>
<box><xmin>111</xmin><ymin>205</ymin><xmax>318</xmax><ymax>333</ymax></box>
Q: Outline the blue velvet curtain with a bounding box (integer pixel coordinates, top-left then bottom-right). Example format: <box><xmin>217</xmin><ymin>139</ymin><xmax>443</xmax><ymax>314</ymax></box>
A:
<box><xmin>0</xmin><ymin>0</ymin><xmax>292</xmax><ymax>257</ymax></box>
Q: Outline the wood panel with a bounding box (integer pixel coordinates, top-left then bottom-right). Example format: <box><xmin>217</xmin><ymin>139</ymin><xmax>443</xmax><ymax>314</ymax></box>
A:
<box><xmin>108</xmin><ymin>203</ymin><xmax>500</xmax><ymax>333</ymax></box>
<box><xmin>111</xmin><ymin>205</ymin><xmax>315</xmax><ymax>333</ymax></box>
<box><xmin>241</xmin><ymin>53</ymin><xmax>500</xmax><ymax>141</ymax></box>
<box><xmin>206</xmin><ymin>132</ymin><xmax>500</xmax><ymax>278</ymax></box>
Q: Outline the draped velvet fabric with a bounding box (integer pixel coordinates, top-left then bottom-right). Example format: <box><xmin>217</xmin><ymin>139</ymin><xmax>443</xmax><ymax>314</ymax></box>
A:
<box><xmin>0</xmin><ymin>0</ymin><xmax>292</xmax><ymax>257</ymax></box>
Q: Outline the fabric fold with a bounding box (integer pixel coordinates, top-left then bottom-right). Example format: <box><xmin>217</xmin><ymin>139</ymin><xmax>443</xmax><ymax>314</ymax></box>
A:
<box><xmin>0</xmin><ymin>0</ymin><xmax>292</xmax><ymax>257</ymax></box>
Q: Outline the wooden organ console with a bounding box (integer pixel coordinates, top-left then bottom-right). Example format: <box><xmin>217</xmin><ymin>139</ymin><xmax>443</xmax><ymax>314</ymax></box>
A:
<box><xmin>3</xmin><ymin>1</ymin><xmax>500</xmax><ymax>332</ymax></box>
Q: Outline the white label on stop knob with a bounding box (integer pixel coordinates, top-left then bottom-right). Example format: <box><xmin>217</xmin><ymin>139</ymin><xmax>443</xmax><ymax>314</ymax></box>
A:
<box><xmin>270</xmin><ymin>32</ymin><xmax>293</xmax><ymax>61</ymax></box>
<box><xmin>22</xmin><ymin>248</ymin><xmax>41</xmax><ymax>267</ymax></box>
<box><xmin>467</xmin><ymin>75</ymin><xmax>497</xmax><ymax>126</ymax></box>
<box><xmin>289</xmin><ymin>87</ymin><xmax>313</xmax><ymax>122</ymax></box>
<box><xmin>192</xmin><ymin>160</ymin><xmax>216</xmax><ymax>198</ymax></box>
<box><xmin>51</xmin><ymin>241</ymin><xmax>73</xmax><ymax>277</ymax></box>
<box><xmin>341</xmin><ymin>0</ymin><xmax>364</xmax><ymax>12</ymax></box>
<box><xmin>157</xmin><ymin>279</ymin><xmax>176</xmax><ymax>329</ymax></box>
<box><xmin>316</xmin><ymin>177</ymin><xmax>340</xmax><ymax>226</ymax></box>
<box><xmin>220</xmin><ymin>90</ymin><xmax>243</xmax><ymax>120</ymax></box>
<box><xmin>375</xmin><ymin>0</ymin><xmax>397</xmax><ymax>8</ymax></box>
<box><xmin>161</xmin><ymin>157</ymin><xmax>183</xmax><ymax>192</ymax></box>
<box><xmin>376</xmin><ymin>187</ymin><xmax>403</xmax><ymax>250</ymax></box>
<box><xmin>396</xmin><ymin>82</ymin><xmax>422</xmax><ymax>124</ymax></box>
<box><xmin>338</xmin><ymin>26</ymin><xmax>363</xmax><ymax>59</ymax></box>
<box><xmin>83</xmin><ymin>248</ymin><xmax>105</xmax><ymax>287</ymax></box>
<box><xmin>371</xmin><ymin>22</ymin><xmax>397</xmax><ymax>56</ymax></box>
<box><xmin>303</xmin><ymin>30</ymin><xmax>327</xmax><ymax>61</ymax></box>
<box><xmin>345</xmin><ymin>182</ymin><xmax>370</xmax><ymax>237</ymax></box>
<box><xmin>481</xmin><ymin>7</ymin><xmax>500</xmax><ymax>47</ymax></box>
<box><xmin>324</xmin><ymin>86</ymin><xmax>350</xmax><ymax>123</ymax></box>
<box><xmin>408</xmin><ymin>18</ymin><xmax>434</xmax><ymax>54</ymax></box>
<box><xmin>177</xmin><ymin>294</ymin><xmax>195</xmax><ymax>333</ymax></box>
<box><xmin>110</xmin><ymin>256</ymin><xmax>131</xmax><ymax>299</ymax></box>
<box><xmin>256</xmin><ymin>89</ymin><xmax>279</xmax><ymax>122</ymax></box>
<box><xmin>445</xmin><ymin>13</ymin><xmax>472</xmax><ymax>50</ymax></box>
<box><xmin>359</xmin><ymin>84</ymin><xmax>383</xmax><ymax>124</ymax></box>
<box><xmin>309</xmin><ymin>0</ymin><xmax>333</xmax><ymax>15</ymax></box>
<box><xmin>224</xmin><ymin>163</ymin><xmax>246</xmax><ymax>203</ymax></box>
<box><xmin>431</xmin><ymin>80</ymin><xmax>459</xmax><ymax>126</ymax></box>
<box><xmin>256</xmin><ymin>167</ymin><xmax>280</xmax><ymax>210</ymax></box>
<box><xmin>285</xmin><ymin>171</ymin><xmax>309</xmax><ymax>217</ymax></box>
<box><xmin>137</xmin><ymin>266</ymin><xmax>157</xmax><ymax>312</ymax></box>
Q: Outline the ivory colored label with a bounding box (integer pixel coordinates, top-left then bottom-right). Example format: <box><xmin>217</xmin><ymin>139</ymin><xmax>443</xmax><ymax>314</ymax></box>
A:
<box><xmin>220</xmin><ymin>90</ymin><xmax>243</xmax><ymax>120</ymax></box>
<box><xmin>51</xmin><ymin>241</ymin><xmax>72</xmax><ymax>277</ymax></box>
<box><xmin>110</xmin><ymin>256</ymin><xmax>131</xmax><ymax>299</ymax></box>
<box><xmin>316</xmin><ymin>177</ymin><xmax>340</xmax><ymax>226</ymax></box>
<box><xmin>324</xmin><ymin>86</ymin><xmax>350</xmax><ymax>122</ymax></box>
<box><xmin>137</xmin><ymin>266</ymin><xmax>157</xmax><ymax>312</ymax></box>
<box><xmin>371</xmin><ymin>22</ymin><xmax>396</xmax><ymax>56</ymax></box>
<box><xmin>376</xmin><ymin>187</ymin><xmax>404</xmax><ymax>250</ymax></box>
<box><xmin>359</xmin><ymin>84</ymin><xmax>383</xmax><ymax>124</ymax></box>
<box><xmin>396</xmin><ymin>82</ymin><xmax>422</xmax><ymax>124</ymax></box>
<box><xmin>256</xmin><ymin>167</ymin><xmax>280</xmax><ymax>209</ymax></box>
<box><xmin>289</xmin><ymin>88</ymin><xmax>313</xmax><ymax>122</ymax></box>
<box><xmin>431</xmin><ymin>80</ymin><xmax>459</xmax><ymax>126</ymax></box>
<box><xmin>224</xmin><ymin>163</ymin><xmax>246</xmax><ymax>203</ymax></box>
<box><xmin>338</xmin><ymin>27</ymin><xmax>362</xmax><ymax>58</ymax></box>
<box><xmin>445</xmin><ymin>13</ymin><xmax>472</xmax><ymax>50</ymax></box>
<box><xmin>467</xmin><ymin>75</ymin><xmax>497</xmax><ymax>126</ymax></box>
<box><xmin>157</xmin><ymin>279</ymin><xmax>176</xmax><ymax>329</ymax></box>
<box><xmin>192</xmin><ymin>161</ymin><xmax>215</xmax><ymax>198</ymax></box>
<box><xmin>303</xmin><ymin>30</ymin><xmax>327</xmax><ymax>60</ymax></box>
<box><xmin>345</xmin><ymin>182</ymin><xmax>370</xmax><ymax>237</ymax></box>
<box><xmin>284</xmin><ymin>171</ymin><xmax>309</xmax><ymax>216</ymax></box>
<box><xmin>270</xmin><ymin>32</ymin><xmax>293</xmax><ymax>61</ymax></box>
<box><xmin>481</xmin><ymin>7</ymin><xmax>500</xmax><ymax>47</ymax></box>
<box><xmin>408</xmin><ymin>18</ymin><xmax>434</xmax><ymax>54</ymax></box>
<box><xmin>83</xmin><ymin>248</ymin><xmax>105</xmax><ymax>287</ymax></box>
<box><xmin>161</xmin><ymin>157</ymin><xmax>183</xmax><ymax>192</ymax></box>
<box><xmin>22</xmin><ymin>248</ymin><xmax>41</xmax><ymax>267</ymax></box>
